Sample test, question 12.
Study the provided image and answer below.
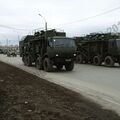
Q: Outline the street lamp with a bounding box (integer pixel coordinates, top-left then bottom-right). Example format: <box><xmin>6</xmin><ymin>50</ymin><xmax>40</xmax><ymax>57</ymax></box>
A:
<box><xmin>38</xmin><ymin>13</ymin><xmax>48</xmax><ymax>48</ymax></box>
<box><xmin>38</xmin><ymin>14</ymin><xmax>47</xmax><ymax>32</ymax></box>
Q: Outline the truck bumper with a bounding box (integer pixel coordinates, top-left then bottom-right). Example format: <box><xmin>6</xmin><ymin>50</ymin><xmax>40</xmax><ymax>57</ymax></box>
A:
<box><xmin>51</xmin><ymin>57</ymin><xmax>75</xmax><ymax>64</ymax></box>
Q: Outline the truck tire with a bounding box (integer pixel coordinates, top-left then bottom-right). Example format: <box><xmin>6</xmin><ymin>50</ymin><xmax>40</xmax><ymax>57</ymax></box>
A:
<box><xmin>43</xmin><ymin>58</ymin><xmax>53</xmax><ymax>72</ymax></box>
<box><xmin>23</xmin><ymin>56</ymin><xmax>27</xmax><ymax>66</ymax></box>
<box><xmin>65</xmin><ymin>61</ymin><xmax>74</xmax><ymax>71</ymax></box>
<box><xmin>93</xmin><ymin>56</ymin><xmax>102</xmax><ymax>66</ymax></box>
<box><xmin>104</xmin><ymin>56</ymin><xmax>114</xmax><ymax>67</ymax></box>
<box><xmin>26</xmin><ymin>56</ymin><xmax>32</xmax><ymax>66</ymax></box>
<box><xmin>56</xmin><ymin>64</ymin><xmax>63</xmax><ymax>70</ymax></box>
<box><xmin>76</xmin><ymin>55</ymin><xmax>83</xmax><ymax>64</ymax></box>
<box><xmin>36</xmin><ymin>57</ymin><xmax>43</xmax><ymax>70</ymax></box>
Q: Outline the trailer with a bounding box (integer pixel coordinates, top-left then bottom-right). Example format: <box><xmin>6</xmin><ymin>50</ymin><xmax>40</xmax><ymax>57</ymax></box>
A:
<box><xmin>75</xmin><ymin>33</ymin><xmax>120</xmax><ymax>66</ymax></box>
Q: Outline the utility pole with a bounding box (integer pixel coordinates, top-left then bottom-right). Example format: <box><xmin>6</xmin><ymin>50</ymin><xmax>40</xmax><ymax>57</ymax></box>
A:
<box><xmin>38</xmin><ymin>14</ymin><xmax>47</xmax><ymax>40</ymax></box>
<box><xmin>38</xmin><ymin>13</ymin><xmax>48</xmax><ymax>55</ymax></box>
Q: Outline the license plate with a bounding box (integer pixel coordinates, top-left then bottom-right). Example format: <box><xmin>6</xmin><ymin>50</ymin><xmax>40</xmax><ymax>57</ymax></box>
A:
<box><xmin>65</xmin><ymin>59</ymin><xmax>71</xmax><ymax>62</ymax></box>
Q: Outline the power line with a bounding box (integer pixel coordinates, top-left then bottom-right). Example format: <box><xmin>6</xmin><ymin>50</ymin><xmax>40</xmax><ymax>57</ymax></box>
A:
<box><xmin>1</xmin><ymin>5</ymin><xmax>120</xmax><ymax>32</ymax></box>
<box><xmin>57</xmin><ymin>6</ymin><xmax>120</xmax><ymax>27</ymax></box>
<box><xmin>0</xmin><ymin>24</ymin><xmax>30</xmax><ymax>31</ymax></box>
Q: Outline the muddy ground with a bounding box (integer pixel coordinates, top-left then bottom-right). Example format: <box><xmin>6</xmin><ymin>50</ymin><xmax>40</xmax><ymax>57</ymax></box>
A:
<box><xmin>0</xmin><ymin>61</ymin><xmax>120</xmax><ymax>120</ymax></box>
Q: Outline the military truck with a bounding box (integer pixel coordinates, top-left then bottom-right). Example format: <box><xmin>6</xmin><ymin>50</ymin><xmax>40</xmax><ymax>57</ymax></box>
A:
<box><xmin>75</xmin><ymin>33</ymin><xmax>120</xmax><ymax>67</ymax></box>
<box><xmin>19</xmin><ymin>29</ymin><xmax>76</xmax><ymax>72</ymax></box>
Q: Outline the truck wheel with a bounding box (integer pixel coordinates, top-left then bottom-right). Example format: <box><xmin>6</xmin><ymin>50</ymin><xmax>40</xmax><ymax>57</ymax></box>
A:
<box><xmin>93</xmin><ymin>56</ymin><xmax>102</xmax><ymax>66</ymax></box>
<box><xmin>26</xmin><ymin>56</ymin><xmax>32</xmax><ymax>66</ymax></box>
<box><xmin>104</xmin><ymin>56</ymin><xmax>114</xmax><ymax>67</ymax></box>
<box><xmin>56</xmin><ymin>64</ymin><xmax>63</xmax><ymax>70</ymax></box>
<box><xmin>65</xmin><ymin>61</ymin><xmax>74</xmax><ymax>71</ymax></box>
<box><xmin>43</xmin><ymin>58</ymin><xmax>53</xmax><ymax>72</ymax></box>
<box><xmin>22</xmin><ymin>56</ymin><xmax>27</xmax><ymax>65</ymax></box>
<box><xmin>76</xmin><ymin>55</ymin><xmax>83</xmax><ymax>64</ymax></box>
<box><xmin>23</xmin><ymin>56</ymin><xmax>27</xmax><ymax>66</ymax></box>
<box><xmin>36</xmin><ymin>57</ymin><xmax>43</xmax><ymax>70</ymax></box>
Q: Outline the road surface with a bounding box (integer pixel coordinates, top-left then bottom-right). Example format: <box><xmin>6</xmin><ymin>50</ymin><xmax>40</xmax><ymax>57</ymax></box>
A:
<box><xmin>0</xmin><ymin>54</ymin><xmax>120</xmax><ymax>115</ymax></box>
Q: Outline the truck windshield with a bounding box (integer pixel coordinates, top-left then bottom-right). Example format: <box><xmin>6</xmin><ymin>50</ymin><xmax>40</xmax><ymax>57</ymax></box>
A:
<box><xmin>50</xmin><ymin>38</ymin><xmax>75</xmax><ymax>47</ymax></box>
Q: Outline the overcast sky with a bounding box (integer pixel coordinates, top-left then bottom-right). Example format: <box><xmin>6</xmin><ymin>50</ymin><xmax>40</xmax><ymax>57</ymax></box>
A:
<box><xmin>0</xmin><ymin>0</ymin><xmax>120</xmax><ymax>45</ymax></box>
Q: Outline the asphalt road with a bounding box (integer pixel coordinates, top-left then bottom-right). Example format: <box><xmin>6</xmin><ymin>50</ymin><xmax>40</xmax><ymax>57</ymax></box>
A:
<box><xmin>0</xmin><ymin>54</ymin><xmax>120</xmax><ymax>115</ymax></box>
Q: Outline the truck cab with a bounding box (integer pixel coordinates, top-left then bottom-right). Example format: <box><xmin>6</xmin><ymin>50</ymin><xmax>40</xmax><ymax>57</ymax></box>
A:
<box><xmin>42</xmin><ymin>37</ymin><xmax>76</xmax><ymax>71</ymax></box>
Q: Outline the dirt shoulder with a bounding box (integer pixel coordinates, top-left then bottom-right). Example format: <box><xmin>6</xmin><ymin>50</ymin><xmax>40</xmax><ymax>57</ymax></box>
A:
<box><xmin>0</xmin><ymin>61</ymin><xmax>120</xmax><ymax>120</ymax></box>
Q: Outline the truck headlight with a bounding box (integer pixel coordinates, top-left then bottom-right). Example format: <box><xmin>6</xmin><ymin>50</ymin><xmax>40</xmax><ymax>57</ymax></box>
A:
<box><xmin>74</xmin><ymin>54</ymin><xmax>76</xmax><ymax>56</ymax></box>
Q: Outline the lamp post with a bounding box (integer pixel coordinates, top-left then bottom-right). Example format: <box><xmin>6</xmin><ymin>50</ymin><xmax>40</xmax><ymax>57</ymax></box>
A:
<box><xmin>38</xmin><ymin>13</ymin><xmax>48</xmax><ymax>52</ymax></box>
<box><xmin>38</xmin><ymin>14</ymin><xmax>47</xmax><ymax>32</ymax></box>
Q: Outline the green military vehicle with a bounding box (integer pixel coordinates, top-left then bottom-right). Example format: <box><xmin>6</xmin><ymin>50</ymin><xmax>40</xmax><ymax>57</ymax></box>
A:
<box><xmin>75</xmin><ymin>33</ymin><xmax>120</xmax><ymax>67</ymax></box>
<box><xmin>19</xmin><ymin>29</ymin><xmax>76</xmax><ymax>72</ymax></box>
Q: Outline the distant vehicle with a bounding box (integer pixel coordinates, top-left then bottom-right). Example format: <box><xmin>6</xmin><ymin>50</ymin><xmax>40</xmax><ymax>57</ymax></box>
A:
<box><xmin>75</xmin><ymin>33</ymin><xmax>120</xmax><ymax>67</ymax></box>
<box><xmin>7</xmin><ymin>50</ymin><xmax>17</xmax><ymax>57</ymax></box>
<box><xmin>19</xmin><ymin>29</ymin><xmax>76</xmax><ymax>72</ymax></box>
<box><xmin>2</xmin><ymin>49</ymin><xmax>7</xmax><ymax>55</ymax></box>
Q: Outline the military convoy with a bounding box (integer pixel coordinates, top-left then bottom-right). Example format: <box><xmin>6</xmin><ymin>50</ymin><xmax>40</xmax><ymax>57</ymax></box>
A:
<box><xmin>75</xmin><ymin>33</ymin><xmax>120</xmax><ymax>66</ymax></box>
<box><xmin>19</xmin><ymin>29</ymin><xmax>76</xmax><ymax>72</ymax></box>
<box><xmin>19</xmin><ymin>27</ymin><xmax>120</xmax><ymax>69</ymax></box>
